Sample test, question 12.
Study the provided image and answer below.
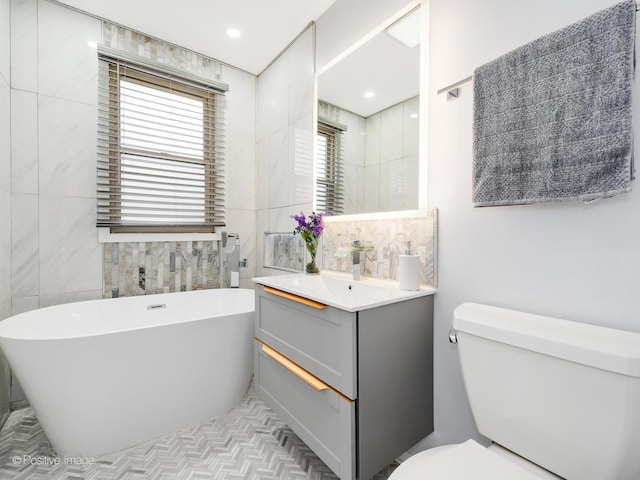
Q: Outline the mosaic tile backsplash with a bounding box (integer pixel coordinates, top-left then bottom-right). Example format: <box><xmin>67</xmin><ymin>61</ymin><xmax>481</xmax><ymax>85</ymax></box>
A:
<box><xmin>263</xmin><ymin>211</ymin><xmax>437</xmax><ymax>287</ymax></box>
<box><xmin>322</xmin><ymin>210</ymin><xmax>437</xmax><ymax>287</ymax></box>
<box><xmin>103</xmin><ymin>241</ymin><xmax>220</xmax><ymax>298</ymax></box>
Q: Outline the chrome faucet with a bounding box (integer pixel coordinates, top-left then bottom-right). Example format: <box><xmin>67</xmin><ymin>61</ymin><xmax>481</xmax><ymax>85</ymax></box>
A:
<box><xmin>333</xmin><ymin>240</ymin><xmax>374</xmax><ymax>281</ymax></box>
<box><xmin>351</xmin><ymin>240</ymin><xmax>362</xmax><ymax>281</ymax></box>
<box><xmin>220</xmin><ymin>232</ymin><xmax>247</xmax><ymax>288</ymax></box>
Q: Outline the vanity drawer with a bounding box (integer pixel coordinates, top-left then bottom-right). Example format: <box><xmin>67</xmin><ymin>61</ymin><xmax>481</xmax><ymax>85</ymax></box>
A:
<box><xmin>255</xmin><ymin>285</ymin><xmax>357</xmax><ymax>399</ymax></box>
<box><xmin>255</xmin><ymin>341</ymin><xmax>355</xmax><ymax>480</ymax></box>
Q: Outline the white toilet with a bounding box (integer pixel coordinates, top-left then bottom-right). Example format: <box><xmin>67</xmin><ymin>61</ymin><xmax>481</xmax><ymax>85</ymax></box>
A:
<box><xmin>390</xmin><ymin>302</ymin><xmax>640</xmax><ymax>480</ymax></box>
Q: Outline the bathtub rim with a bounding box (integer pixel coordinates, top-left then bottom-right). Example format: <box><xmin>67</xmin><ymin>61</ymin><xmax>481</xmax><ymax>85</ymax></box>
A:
<box><xmin>0</xmin><ymin>288</ymin><xmax>255</xmax><ymax>341</ymax></box>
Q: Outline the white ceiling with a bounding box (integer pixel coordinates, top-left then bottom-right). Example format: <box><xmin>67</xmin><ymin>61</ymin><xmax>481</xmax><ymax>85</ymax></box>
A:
<box><xmin>55</xmin><ymin>0</ymin><xmax>336</xmax><ymax>74</ymax></box>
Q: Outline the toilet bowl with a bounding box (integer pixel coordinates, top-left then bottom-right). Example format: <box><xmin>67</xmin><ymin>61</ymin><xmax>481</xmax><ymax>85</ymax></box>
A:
<box><xmin>389</xmin><ymin>303</ymin><xmax>640</xmax><ymax>480</ymax></box>
<box><xmin>390</xmin><ymin>440</ymin><xmax>560</xmax><ymax>479</ymax></box>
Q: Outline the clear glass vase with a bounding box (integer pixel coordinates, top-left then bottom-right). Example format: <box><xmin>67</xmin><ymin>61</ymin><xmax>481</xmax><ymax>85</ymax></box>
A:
<box><xmin>305</xmin><ymin>248</ymin><xmax>319</xmax><ymax>274</ymax></box>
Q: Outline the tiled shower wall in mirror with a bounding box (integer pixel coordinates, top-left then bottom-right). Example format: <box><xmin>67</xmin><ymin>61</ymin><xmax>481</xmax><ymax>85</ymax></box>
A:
<box><xmin>318</xmin><ymin>98</ymin><xmax>420</xmax><ymax>215</ymax></box>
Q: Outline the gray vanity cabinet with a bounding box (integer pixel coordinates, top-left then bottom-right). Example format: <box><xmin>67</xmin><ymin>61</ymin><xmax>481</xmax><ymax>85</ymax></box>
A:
<box><xmin>254</xmin><ymin>283</ymin><xmax>434</xmax><ymax>480</ymax></box>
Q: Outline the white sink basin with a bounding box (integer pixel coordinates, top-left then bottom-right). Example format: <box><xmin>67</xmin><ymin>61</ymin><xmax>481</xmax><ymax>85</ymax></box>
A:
<box><xmin>252</xmin><ymin>271</ymin><xmax>435</xmax><ymax>312</ymax></box>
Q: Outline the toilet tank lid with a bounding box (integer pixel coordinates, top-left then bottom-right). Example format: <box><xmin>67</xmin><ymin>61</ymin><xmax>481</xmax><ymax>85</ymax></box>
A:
<box><xmin>453</xmin><ymin>303</ymin><xmax>640</xmax><ymax>378</ymax></box>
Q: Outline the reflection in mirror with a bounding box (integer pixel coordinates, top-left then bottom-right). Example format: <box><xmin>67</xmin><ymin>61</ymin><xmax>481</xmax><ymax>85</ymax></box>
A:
<box><xmin>316</xmin><ymin>6</ymin><xmax>421</xmax><ymax>216</ymax></box>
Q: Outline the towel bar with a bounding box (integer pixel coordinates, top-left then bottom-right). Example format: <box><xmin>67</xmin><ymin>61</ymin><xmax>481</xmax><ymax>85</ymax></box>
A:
<box><xmin>437</xmin><ymin>75</ymin><xmax>473</xmax><ymax>97</ymax></box>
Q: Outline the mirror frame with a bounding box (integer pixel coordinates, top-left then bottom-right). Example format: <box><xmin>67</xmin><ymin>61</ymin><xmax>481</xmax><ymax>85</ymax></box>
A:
<box><xmin>313</xmin><ymin>0</ymin><xmax>427</xmax><ymax>221</ymax></box>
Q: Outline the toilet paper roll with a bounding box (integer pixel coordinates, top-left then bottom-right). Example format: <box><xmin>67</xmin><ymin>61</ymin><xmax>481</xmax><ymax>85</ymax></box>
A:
<box><xmin>399</xmin><ymin>255</ymin><xmax>420</xmax><ymax>291</ymax></box>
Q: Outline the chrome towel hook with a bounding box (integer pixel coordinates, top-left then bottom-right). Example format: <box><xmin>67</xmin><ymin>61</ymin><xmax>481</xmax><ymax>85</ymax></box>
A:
<box><xmin>448</xmin><ymin>329</ymin><xmax>458</xmax><ymax>344</ymax></box>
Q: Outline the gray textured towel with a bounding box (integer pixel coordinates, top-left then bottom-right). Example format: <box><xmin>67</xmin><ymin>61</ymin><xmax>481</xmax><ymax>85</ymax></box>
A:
<box><xmin>472</xmin><ymin>0</ymin><xmax>636</xmax><ymax>207</ymax></box>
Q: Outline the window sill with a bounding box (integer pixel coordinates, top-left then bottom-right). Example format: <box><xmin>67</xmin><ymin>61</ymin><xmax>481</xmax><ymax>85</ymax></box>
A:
<box><xmin>98</xmin><ymin>228</ymin><xmax>222</xmax><ymax>244</ymax></box>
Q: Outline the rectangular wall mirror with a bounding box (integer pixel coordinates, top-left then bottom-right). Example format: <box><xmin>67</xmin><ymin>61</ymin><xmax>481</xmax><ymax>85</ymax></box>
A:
<box><xmin>315</xmin><ymin>5</ymin><xmax>422</xmax><ymax>216</ymax></box>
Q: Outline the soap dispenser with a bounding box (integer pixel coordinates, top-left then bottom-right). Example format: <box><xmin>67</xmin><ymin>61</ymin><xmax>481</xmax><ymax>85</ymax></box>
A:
<box><xmin>398</xmin><ymin>241</ymin><xmax>420</xmax><ymax>291</ymax></box>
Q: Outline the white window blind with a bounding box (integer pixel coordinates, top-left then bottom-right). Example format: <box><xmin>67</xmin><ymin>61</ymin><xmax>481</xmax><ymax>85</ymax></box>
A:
<box><xmin>97</xmin><ymin>54</ymin><xmax>226</xmax><ymax>231</ymax></box>
<box><xmin>316</xmin><ymin>121</ymin><xmax>345</xmax><ymax>214</ymax></box>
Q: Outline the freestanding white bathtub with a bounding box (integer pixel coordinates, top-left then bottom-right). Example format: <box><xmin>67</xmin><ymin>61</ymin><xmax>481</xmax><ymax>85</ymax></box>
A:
<box><xmin>0</xmin><ymin>288</ymin><xmax>255</xmax><ymax>458</ymax></box>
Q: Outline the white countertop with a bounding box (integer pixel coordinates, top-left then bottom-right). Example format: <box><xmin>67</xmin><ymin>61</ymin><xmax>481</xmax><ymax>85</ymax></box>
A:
<box><xmin>252</xmin><ymin>271</ymin><xmax>435</xmax><ymax>312</ymax></box>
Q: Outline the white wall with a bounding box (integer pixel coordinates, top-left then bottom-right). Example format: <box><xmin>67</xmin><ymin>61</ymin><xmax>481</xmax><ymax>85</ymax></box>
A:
<box><xmin>421</xmin><ymin>0</ymin><xmax>640</xmax><ymax>449</ymax></box>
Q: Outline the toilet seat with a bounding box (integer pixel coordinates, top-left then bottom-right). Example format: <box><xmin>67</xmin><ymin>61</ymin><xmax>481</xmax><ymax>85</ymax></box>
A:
<box><xmin>389</xmin><ymin>440</ymin><xmax>547</xmax><ymax>479</ymax></box>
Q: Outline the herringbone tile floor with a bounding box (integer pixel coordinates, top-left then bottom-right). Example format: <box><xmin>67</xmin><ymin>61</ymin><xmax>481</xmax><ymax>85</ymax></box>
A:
<box><xmin>0</xmin><ymin>384</ymin><xmax>398</xmax><ymax>480</ymax></box>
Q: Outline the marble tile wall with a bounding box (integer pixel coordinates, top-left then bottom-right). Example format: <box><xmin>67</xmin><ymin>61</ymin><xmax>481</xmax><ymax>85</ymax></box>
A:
<box><xmin>256</xmin><ymin>26</ymin><xmax>315</xmax><ymax>277</ymax></box>
<box><xmin>222</xmin><ymin>66</ymin><xmax>257</xmax><ymax>287</ymax></box>
<box><xmin>1</xmin><ymin>0</ymin><xmax>12</xmax><ymax>426</ymax></box>
<box><xmin>321</xmin><ymin>210</ymin><xmax>437</xmax><ymax>287</ymax></box>
<box><xmin>10</xmin><ymin>0</ymin><xmax>103</xmax><ymax>319</ymax></box>
<box><xmin>6</xmin><ymin>0</ymin><xmax>104</xmax><ymax>409</ymax></box>
<box><xmin>0</xmin><ymin>0</ymin><xmax>11</xmax><ymax>322</ymax></box>
<box><xmin>0</xmin><ymin>0</ymin><xmax>8</xmax><ymax>85</ymax></box>
<box><xmin>103</xmin><ymin>241</ymin><xmax>220</xmax><ymax>298</ymax></box>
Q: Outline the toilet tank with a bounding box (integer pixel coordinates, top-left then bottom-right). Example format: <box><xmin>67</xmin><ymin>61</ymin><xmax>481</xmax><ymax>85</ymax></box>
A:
<box><xmin>453</xmin><ymin>303</ymin><xmax>640</xmax><ymax>480</ymax></box>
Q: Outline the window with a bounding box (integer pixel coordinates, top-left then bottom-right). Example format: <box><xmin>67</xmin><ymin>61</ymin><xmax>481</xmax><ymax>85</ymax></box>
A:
<box><xmin>97</xmin><ymin>55</ymin><xmax>226</xmax><ymax>232</ymax></box>
<box><xmin>316</xmin><ymin>121</ymin><xmax>345</xmax><ymax>214</ymax></box>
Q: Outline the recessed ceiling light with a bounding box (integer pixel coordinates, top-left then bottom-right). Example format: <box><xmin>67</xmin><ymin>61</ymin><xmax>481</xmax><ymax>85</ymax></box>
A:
<box><xmin>386</xmin><ymin>8</ymin><xmax>421</xmax><ymax>48</ymax></box>
<box><xmin>409</xmin><ymin>113</ymin><xmax>419</xmax><ymax>119</ymax></box>
<box><xmin>86</xmin><ymin>40</ymin><xmax>97</xmax><ymax>48</ymax></box>
<box><xmin>226</xmin><ymin>28</ymin><xmax>241</xmax><ymax>39</ymax></box>
<box><xmin>364</xmin><ymin>91</ymin><xmax>375</xmax><ymax>99</ymax></box>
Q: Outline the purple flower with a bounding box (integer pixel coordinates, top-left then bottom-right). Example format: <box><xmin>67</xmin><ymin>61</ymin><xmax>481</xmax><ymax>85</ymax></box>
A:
<box><xmin>290</xmin><ymin>211</ymin><xmax>332</xmax><ymax>239</ymax></box>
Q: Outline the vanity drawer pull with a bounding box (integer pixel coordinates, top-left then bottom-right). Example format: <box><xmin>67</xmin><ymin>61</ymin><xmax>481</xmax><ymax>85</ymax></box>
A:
<box><xmin>257</xmin><ymin>340</ymin><xmax>354</xmax><ymax>403</ymax></box>
<box><xmin>260</xmin><ymin>342</ymin><xmax>329</xmax><ymax>391</ymax></box>
<box><xmin>263</xmin><ymin>286</ymin><xmax>328</xmax><ymax>309</ymax></box>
